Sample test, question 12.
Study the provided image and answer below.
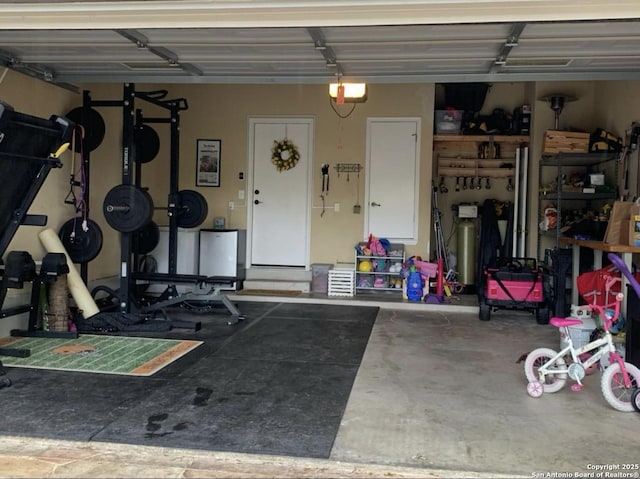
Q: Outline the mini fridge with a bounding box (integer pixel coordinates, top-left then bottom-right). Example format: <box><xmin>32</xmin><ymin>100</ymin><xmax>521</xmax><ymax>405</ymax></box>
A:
<box><xmin>199</xmin><ymin>229</ymin><xmax>246</xmax><ymax>290</ymax></box>
<box><xmin>151</xmin><ymin>227</ymin><xmax>200</xmax><ymax>275</ymax></box>
<box><xmin>147</xmin><ymin>227</ymin><xmax>200</xmax><ymax>294</ymax></box>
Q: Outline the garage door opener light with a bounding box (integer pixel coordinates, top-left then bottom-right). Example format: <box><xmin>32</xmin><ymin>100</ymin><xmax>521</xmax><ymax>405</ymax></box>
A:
<box><xmin>329</xmin><ymin>83</ymin><xmax>367</xmax><ymax>104</ymax></box>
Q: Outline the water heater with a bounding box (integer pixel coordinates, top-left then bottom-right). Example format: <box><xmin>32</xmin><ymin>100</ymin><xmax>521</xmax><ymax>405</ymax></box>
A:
<box><xmin>457</xmin><ymin>219</ymin><xmax>476</xmax><ymax>288</ymax></box>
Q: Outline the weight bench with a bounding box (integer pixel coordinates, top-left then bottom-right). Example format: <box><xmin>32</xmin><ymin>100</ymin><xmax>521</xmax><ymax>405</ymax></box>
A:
<box><xmin>132</xmin><ymin>272</ymin><xmax>244</xmax><ymax>324</ymax></box>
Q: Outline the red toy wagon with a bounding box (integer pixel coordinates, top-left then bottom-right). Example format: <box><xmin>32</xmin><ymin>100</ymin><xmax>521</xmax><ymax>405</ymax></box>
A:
<box><xmin>479</xmin><ymin>257</ymin><xmax>550</xmax><ymax>324</ymax></box>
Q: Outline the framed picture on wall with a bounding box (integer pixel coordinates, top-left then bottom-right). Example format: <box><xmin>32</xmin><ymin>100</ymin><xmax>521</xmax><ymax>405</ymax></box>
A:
<box><xmin>196</xmin><ymin>139</ymin><xmax>221</xmax><ymax>187</ymax></box>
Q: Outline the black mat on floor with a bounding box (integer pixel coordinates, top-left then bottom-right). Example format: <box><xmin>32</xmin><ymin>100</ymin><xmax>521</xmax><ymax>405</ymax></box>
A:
<box><xmin>0</xmin><ymin>302</ymin><xmax>378</xmax><ymax>458</ymax></box>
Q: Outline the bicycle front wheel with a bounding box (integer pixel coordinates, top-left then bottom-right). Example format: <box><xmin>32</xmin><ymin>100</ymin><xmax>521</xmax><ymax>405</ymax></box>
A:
<box><xmin>600</xmin><ymin>362</ymin><xmax>640</xmax><ymax>412</ymax></box>
<box><xmin>524</xmin><ymin>348</ymin><xmax>567</xmax><ymax>393</ymax></box>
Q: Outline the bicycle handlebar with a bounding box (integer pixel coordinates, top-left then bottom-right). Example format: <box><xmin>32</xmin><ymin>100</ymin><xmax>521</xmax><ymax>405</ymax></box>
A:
<box><xmin>587</xmin><ymin>292</ymin><xmax>623</xmax><ymax>332</ymax></box>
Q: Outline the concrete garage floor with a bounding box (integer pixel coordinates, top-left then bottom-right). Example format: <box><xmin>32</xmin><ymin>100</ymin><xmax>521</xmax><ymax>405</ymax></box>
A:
<box><xmin>1</xmin><ymin>298</ymin><xmax>638</xmax><ymax>478</ymax></box>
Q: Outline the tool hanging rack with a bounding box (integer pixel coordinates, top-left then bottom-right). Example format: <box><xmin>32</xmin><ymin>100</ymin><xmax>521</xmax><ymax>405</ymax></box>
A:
<box><xmin>334</xmin><ymin>163</ymin><xmax>362</xmax><ymax>176</ymax></box>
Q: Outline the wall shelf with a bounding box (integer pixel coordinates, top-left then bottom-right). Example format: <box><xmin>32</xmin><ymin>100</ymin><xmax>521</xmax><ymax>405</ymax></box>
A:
<box><xmin>434</xmin><ymin>135</ymin><xmax>528</xmax><ymax>179</ymax></box>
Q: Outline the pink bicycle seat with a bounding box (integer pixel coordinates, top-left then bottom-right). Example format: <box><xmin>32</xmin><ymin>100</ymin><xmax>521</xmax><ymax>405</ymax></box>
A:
<box><xmin>550</xmin><ymin>317</ymin><xmax>583</xmax><ymax>328</ymax></box>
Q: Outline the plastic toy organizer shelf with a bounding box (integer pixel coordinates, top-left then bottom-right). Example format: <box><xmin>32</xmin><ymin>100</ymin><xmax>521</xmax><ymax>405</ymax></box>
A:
<box><xmin>355</xmin><ymin>243</ymin><xmax>405</xmax><ymax>293</ymax></box>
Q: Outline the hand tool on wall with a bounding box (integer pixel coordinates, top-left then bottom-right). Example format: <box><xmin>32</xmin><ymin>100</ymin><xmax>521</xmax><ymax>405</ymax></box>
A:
<box><xmin>320</xmin><ymin>163</ymin><xmax>330</xmax><ymax>217</ymax></box>
<box><xmin>439</xmin><ymin>176</ymin><xmax>448</xmax><ymax>194</ymax></box>
<box><xmin>321</xmin><ymin>163</ymin><xmax>330</xmax><ymax>195</ymax></box>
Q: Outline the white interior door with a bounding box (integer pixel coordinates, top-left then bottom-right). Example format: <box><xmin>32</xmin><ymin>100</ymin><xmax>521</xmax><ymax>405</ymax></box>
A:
<box><xmin>248</xmin><ymin>118</ymin><xmax>312</xmax><ymax>267</ymax></box>
<box><xmin>365</xmin><ymin>118</ymin><xmax>421</xmax><ymax>243</ymax></box>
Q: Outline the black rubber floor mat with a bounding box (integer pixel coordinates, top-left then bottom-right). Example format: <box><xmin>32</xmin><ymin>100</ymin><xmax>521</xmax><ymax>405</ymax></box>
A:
<box><xmin>0</xmin><ymin>303</ymin><xmax>378</xmax><ymax>459</ymax></box>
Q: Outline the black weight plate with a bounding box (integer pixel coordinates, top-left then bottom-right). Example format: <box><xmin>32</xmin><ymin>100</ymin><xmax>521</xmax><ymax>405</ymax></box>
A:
<box><xmin>103</xmin><ymin>184</ymin><xmax>154</xmax><ymax>233</ymax></box>
<box><xmin>132</xmin><ymin>221</ymin><xmax>160</xmax><ymax>255</ymax></box>
<box><xmin>65</xmin><ymin>107</ymin><xmax>106</xmax><ymax>153</ymax></box>
<box><xmin>58</xmin><ymin>218</ymin><xmax>103</xmax><ymax>263</ymax></box>
<box><xmin>135</xmin><ymin>124</ymin><xmax>160</xmax><ymax>164</ymax></box>
<box><xmin>178</xmin><ymin>189</ymin><xmax>208</xmax><ymax>228</ymax></box>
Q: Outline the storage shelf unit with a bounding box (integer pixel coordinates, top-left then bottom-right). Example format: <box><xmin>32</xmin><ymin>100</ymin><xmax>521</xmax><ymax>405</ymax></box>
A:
<box><xmin>355</xmin><ymin>243</ymin><xmax>405</xmax><ymax>293</ymax></box>
<box><xmin>537</xmin><ymin>151</ymin><xmax>618</xmax><ymax>257</ymax></box>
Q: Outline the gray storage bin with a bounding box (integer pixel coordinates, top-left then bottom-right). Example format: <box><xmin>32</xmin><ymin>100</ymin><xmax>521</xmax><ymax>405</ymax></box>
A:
<box><xmin>311</xmin><ymin>263</ymin><xmax>333</xmax><ymax>293</ymax></box>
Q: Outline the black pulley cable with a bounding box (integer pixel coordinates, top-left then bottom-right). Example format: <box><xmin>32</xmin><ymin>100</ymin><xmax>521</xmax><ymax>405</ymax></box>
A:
<box><xmin>64</xmin><ymin>125</ymin><xmax>87</xmax><ymax>218</ymax></box>
<box><xmin>63</xmin><ymin>123</ymin><xmax>91</xmax><ymax>231</ymax></box>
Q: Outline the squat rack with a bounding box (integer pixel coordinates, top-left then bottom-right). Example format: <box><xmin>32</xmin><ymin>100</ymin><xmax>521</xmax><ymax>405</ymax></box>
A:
<box><xmin>86</xmin><ymin>84</ymin><xmax>242</xmax><ymax>324</ymax></box>
<box><xmin>82</xmin><ymin>83</ymin><xmax>189</xmax><ymax>313</ymax></box>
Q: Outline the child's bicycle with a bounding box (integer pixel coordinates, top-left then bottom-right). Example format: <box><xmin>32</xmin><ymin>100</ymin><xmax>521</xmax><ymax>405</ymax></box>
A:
<box><xmin>524</xmin><ymin>263</ymin><xmax>640</xmax><ymax>412</ymax></box>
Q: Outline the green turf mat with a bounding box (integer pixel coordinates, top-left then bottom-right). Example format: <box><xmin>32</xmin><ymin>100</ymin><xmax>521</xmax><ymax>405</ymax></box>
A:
<box><xmin>0</xmin><ymin>334</ymin><xmax>202</xmax><ymax>376</ymax></box>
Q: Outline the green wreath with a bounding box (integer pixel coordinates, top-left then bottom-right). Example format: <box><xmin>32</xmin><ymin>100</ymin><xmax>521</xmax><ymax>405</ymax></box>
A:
<box><xmin>271</xmin><ymin>138</ymin><xmax>300</xmax><ymax>172</ymax></box>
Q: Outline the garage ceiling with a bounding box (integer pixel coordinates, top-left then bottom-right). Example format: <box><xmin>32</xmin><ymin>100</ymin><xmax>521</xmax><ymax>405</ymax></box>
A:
<box><xmin>0</xmin><ymin>2</ymin><xmax>639</xmax><ymax>92</ymax></box>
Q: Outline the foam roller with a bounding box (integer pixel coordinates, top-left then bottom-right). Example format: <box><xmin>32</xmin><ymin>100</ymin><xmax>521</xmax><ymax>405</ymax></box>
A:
<box><xmin>38</xmin><ymin>228</ymin><xmax>100</xmax><ymax>318</ymax></box>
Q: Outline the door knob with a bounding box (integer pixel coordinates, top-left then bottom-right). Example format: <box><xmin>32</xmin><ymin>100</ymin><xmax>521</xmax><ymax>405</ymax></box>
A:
<box><xmin>254</xmin><ymin>199</ymin><xmax>263</xmax><ymax>205</ymax></box>
<box><xmin>254</xmin><ymin>189</ymin><xmax>260</xmax><ymax>195</ymax></box>
<box><xmin>370</xmin><ymin>201</ymin><xmax>381</xmax><ymax>207</ymax></box>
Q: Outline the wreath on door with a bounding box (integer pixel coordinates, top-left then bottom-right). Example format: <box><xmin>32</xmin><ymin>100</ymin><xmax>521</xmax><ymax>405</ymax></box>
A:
<box><xmin>271</xmin><ymin>138</ymin><xmax>300</xmax><ymax>172</ymax></box>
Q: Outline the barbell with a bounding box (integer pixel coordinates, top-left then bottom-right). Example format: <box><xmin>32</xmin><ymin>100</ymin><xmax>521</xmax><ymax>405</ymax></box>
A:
<box><xmin>103</xmin><ymin>185</ymin><xmax>208</xmax><ymax>233</ymax></box>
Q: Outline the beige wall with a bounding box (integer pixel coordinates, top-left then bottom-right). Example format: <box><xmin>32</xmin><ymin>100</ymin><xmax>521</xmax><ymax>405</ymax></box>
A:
<box><xmin>3</xmin><ymin>73</ymin><xmax>640</xmax><ymax>289</ymax></box>
<box><xmin>85</xmin><ymin>82</ymin><xmax>436</xmax><ymax>271</ymax></box>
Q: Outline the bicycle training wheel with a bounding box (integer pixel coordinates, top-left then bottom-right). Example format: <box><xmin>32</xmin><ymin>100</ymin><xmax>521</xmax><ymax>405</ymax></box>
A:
<box><xmin>524</xmin><ymin>348</ymin><xmax>567</xmax><ymax>394</ymax></box>
<box><xmin>600</xmin><ymin>362</ymin><xmax>640</xmax><ymax>412</ymax></box>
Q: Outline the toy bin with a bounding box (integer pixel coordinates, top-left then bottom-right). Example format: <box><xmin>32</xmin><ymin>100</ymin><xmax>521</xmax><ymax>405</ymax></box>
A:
<box><xmin>435</xmin><ymin>110</ymin><xmax>462</xmax><ymax>134</ymax></box>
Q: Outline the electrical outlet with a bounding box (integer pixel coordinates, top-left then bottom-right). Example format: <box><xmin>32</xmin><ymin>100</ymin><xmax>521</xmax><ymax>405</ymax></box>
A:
<box><xmin>334</xmin><ymin>202</ymin><xmax>340</xmax><ymax>212</ymax></box>
<box><xmin>228</xmin><ymin>201</ymin><xmax>234</xmax><ymax>210</ymax></box>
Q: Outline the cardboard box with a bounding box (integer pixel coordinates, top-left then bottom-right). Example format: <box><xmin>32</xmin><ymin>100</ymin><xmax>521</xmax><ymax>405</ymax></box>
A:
<box><xmin>604</xmin><ymin>201</ymin><xmax>639</xmax><ymax>245</ymax></box>
<box><xmin>543</xmin><ymin>130</ymin><xmax>590</xmax><ymax>154</ymax></box>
